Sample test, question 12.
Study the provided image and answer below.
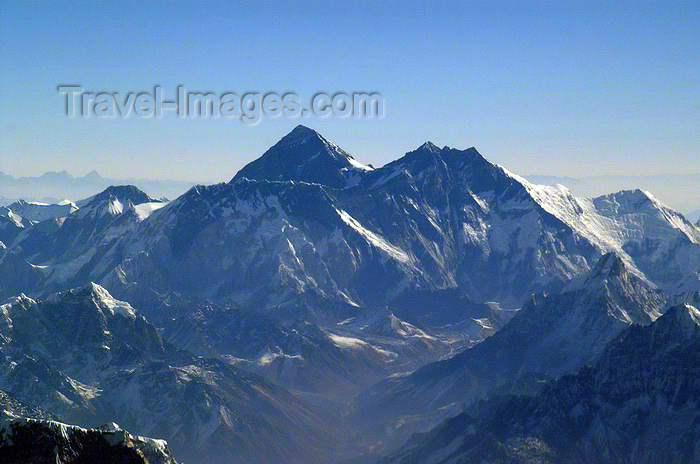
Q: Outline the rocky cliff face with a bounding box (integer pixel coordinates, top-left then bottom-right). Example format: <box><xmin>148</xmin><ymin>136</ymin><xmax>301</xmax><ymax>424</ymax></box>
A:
<box><xmin>0</xmin><ymin>388</ymin><xmax>178</xmax><ymax>464</ymax></box>
<box><xmin>0</xmin><ymin>416</ymin><xmax>178</xmax><ymax>464</ymax></box>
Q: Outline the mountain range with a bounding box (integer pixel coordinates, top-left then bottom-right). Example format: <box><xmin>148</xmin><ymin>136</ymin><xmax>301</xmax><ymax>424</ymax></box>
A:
<box><xmin>0</xmin><ymin>125</ymin><xmax>698</xmax><ymax>463</ymax></box>
<box><xmin>524</xmin><ymin>173</ymin><xmax>700</xmax><ymax>223</ymax></box>
<box><xmin>0</xmin><ymin>169</ymin><xmax>195</xmax><ymax>207</ymax></box>
<box><xmin>0</xmin><ymin>284</ymin><xmax>341</xmax><ymax>463</ymax></box>
<box><xmin>381</xmin><ymin>303</ymin><xmax>700</xmax><ymax>463</ymax></box>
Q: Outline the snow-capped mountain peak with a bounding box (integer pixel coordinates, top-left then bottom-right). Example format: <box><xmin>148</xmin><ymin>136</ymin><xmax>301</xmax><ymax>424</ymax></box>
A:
<box><xmin>231</xmin><ymin>125</ymin><xmax>372</xmax><ymax>188</ymax></box>
<box><xmin>593</xmin><ymin>189</ymin><xmax>700</xmax><ymax>243</ymax></box>
<box><xmin>65</xmin><ymin>282</ymin><xmax>138</xmax><ymax>319</ymax></box>
<box><xmin>80</xmin><ymin>282</ymin><xmax>136</xmax><ymax>319</ymax></box>
<box><xmin>75</xmin><ymin>185</ymin><xmax>158</xmax><ymax>219</ymax></box>
<box><xmin>6</xmin><ymin>199</ymin><xmax>78</xmax><ymax>222</ymax></box>
<box><xmin>0</xmin><ymin>205</ymin><xmax>30</xmax><ymax>228</ymax></box>
<box><xmin>77</xmin><ymin>185</ymin><xmax>156</xmax><ymax>208</ymax></box>
<box><xmin>565</xmin><ymin>251</ymin><xmax>647</xmax><ymax>291</ymax></box>
<box><xmin>415</xmin><ymin>141</ymin><xmax>442</xmax><ymax>154</ymax></box>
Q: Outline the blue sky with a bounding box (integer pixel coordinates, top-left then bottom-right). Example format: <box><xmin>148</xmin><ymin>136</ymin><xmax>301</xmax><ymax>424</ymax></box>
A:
<box><xmin>1</xmin><ymin>0</ymin><xmax>698</xmax><ymax>182</ymax></box>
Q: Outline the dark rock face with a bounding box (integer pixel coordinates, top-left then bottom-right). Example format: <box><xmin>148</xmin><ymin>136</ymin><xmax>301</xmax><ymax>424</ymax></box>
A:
<box><xmin>232</xmin><ymin>124</ymin><xmax>371</xmax><ymax>188</ymax></box>
<box><xmin>81</xmin><ymin>185</ymin><xmax>157</xmax><ymax>206</ymax></box>
<box><xmin>0</xmin><ymin>418</ymin><xmax>178</xmax><ymax>464</ymax></box>
<box><xmin>0</xmin><ymin>248</ymin><xmax>46</xmax><ymax>299</ymax></box>
<box><xmin>0</xmin><ymin>390</ymin><xmax>179</xmax><ymax>464</ymax></box>
<box><xmin>381</xmin><ymin>304</ymin><xmax>700</xmax><ymax>464</ymax></box>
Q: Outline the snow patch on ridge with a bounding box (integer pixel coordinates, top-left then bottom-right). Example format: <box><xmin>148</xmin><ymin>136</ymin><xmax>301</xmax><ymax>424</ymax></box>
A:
<box><xmin>346</xmin><ymin>155</ymin><xmax>373</xmax><ymax>171</ymax></box>
<box><xmin>335</xmin><ymin>208</ymin><xmax>410</xmax><ymax>262</ymax></box>
<box><xmin>133</xmin><ymin>201</ymin><xmax>168</xmax><ymax>221</ymax></box>
<box><xmin>89</xmin><ymin>283</ymin><xmax>137</xmax><ymax>319</ymax></box>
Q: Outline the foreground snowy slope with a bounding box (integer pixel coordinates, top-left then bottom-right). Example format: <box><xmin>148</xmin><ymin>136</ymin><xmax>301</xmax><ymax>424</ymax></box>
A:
<box><xmin>0</xmin><ymin>388</ymin><xmax>177</xmax><ymax>463</ymax></box>
<box><xmin>1</xmin><ymin>415</ymin><xmax>178</xmax><ymax>464</ymax></box>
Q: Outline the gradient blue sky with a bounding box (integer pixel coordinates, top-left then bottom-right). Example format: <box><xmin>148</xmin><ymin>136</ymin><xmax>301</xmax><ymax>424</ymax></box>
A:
<box><xmin>1</xmin><ymin>0</ymin><xmax>698</xmax><ymax>182</ymax></box>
